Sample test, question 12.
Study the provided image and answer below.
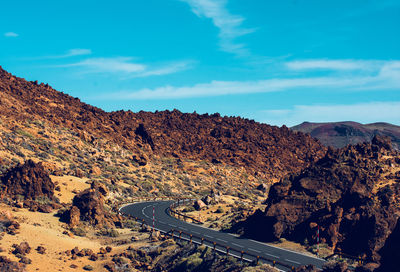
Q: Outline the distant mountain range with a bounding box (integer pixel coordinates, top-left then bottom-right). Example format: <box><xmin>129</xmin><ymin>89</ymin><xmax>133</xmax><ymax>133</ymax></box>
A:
<box><xmin>291</xmin><ymin>121</ymin><xmax>400</xmax><ymax>150</ymax></box>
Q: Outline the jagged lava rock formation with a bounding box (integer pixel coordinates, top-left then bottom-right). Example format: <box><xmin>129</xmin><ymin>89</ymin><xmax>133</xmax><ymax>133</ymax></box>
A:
<box><xmin>66</xmin><ymin>181</ymin><xmax>121</xmax><ymax>227</ymax></box>
<box><xmin>235</xmin><ymin>136</ymin><xmax>400</xmax><ymax>264</ymax></box>
<box><xmin>292</xmin><ymin>121</ymin><xmax>400</xmax><ymax>150</ymax></box>
<box><xmin>0</xmin><ymin>66</ymin><xmax>326</xmax><ymax>180</ymax></box>
<box><xmin>0</xmin><ymin>159</ymin><xmax>56</xmax><ymax>201</ymax></box>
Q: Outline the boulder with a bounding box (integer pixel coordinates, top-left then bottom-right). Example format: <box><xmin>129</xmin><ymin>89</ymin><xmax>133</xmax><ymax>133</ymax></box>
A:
<box><xmin>0</xmin><ymin>256</ymin><xmax>25</xmax><ymax>272</ymax></box>
<box><xmin>68</xmin><ymin>206</ymin><xmax>81</xmax><ymax>227</ymax></box>
<box><xmin>193</xmin><ymin>200</ymin><xmax>206</xmax><ymax>211</ymax></box>
<box><xmin>256</xmin><ymin>183</ymin><xmax>269</xmax><ymax>193</ymax></box>
<box><xmin>67</xmin><ymin>181</ymin><xmax>117</xmax><ymax>227</ymax></box>
<box><xmin>36</xmin><ymin>246</ymin><xmax>46</xmax><ymax>254</ymax></box>
<box><xmin>12</xmin><ymin>242</ymin><xmax>31</xmax><ymax>255</ymax></box>
<box><xmin>0</xmin><ymin>160</ymin><xmax>56</xmax><ymax>201</ymax></box>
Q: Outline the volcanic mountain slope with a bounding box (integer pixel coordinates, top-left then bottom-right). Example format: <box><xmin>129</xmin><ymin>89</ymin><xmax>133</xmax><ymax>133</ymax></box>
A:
<box><xmin>0</xmin><ymin>66</ymin><xmax>327</xmax><ymax>271</ymax></box>
<box><xmin>233</xmin><ymin>136</ymin><xmax>400</xmax><ymax>267</ymax></box>
<box><xmin>292</xmin><ymin>121</ymin><xmax>400</xmax><ymax>150</ymax></box>
<box><xmin>0</xmin><ymin>66</ymin><xmax>325</xmax><ymax>181</ymax></box>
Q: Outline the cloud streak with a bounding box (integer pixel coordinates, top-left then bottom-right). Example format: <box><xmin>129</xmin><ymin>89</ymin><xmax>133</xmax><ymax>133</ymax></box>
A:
<box><xmin>285</xmin><ymin>59</ymin><xmax>380</xmax><ymax>71</ymax></box>
<box><xmin>181</xmin><ymin>0</ymin><xmax>254</xmax><ymax>56</ymax></box>
<box><xmin>260</xmin><ymin>102</ymin><xmax>400</xmax><ymax>126</ymax></box>
<box><xmin>44</xmin><ymin>49</ymin><xmax>92</xmax><ymax>59</ymax></box>
<box><xmin>57</xmin><ymin>57</ymin><xmax>194</xmax><ymax>77</ymax></box>
<box><xmin>4</xmin><ymin>32</ymin><xmax>19</xmax><ymax>37</ymax></box>
<box><xmin>100</xmin><ymin>59</ymin><xmax>400</xmax><ymax>100</ymax></box>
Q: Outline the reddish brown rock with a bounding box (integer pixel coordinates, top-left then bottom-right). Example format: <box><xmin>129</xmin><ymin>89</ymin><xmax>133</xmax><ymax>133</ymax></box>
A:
<box><xmin>36</xmin><ymin>246</ymin><xmax>46</xmax><ymax>254</ymax></box>
<box><xmin>68</xmin><ymin>181</ymin><xmax>115</xmax><ymax>227</ymax></box>
<box><xmin>67</xmin><ymin>206</ymin><xmax>81</xmax><ymax>227</ymax></box>
<box><xmin>12</xmin><ymin>242</ymin><xmax>31</xmax><ymax>255</ymax></box>
<box><xmin>237</xmin><ymin>138</ymin><xmax>400</xmax><ymax>263</ymax></box>
<box><xmin>0</xmin><ymin>66</ymin><xmax>325</xmax><ymax>182</ymax></box>
<box><xmin>0</xmin><ymin>256</ymin><xmax>26</xmax><ymax>272</ymax></box>
<box><xmin>0</xmin><ymin>160</ymin><xmax>56</xmax><ymax>201</ymax></box>
<box><xmin>89</xmin><ymin>254</ymin><xmax>98</xmax><ymax>261</ymax></box>
<box><xmin>194</xmin><ymin>199</ymin><xmax>206</xmax><ymax>211</ymax></box>
<box><xmin>90</xmin><ymin>166</ymin><xmax>102</xmax><ymax>176</ymax></box>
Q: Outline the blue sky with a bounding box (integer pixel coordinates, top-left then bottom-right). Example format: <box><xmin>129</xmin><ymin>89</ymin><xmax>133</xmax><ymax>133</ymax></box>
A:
<box><xmin>1</xmin><ymin>0</ymin><xmax>399</xmax><ymax>126</ymax></box>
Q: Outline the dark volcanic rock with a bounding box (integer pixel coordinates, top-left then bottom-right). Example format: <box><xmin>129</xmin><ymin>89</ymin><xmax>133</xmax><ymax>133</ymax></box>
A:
<box><xmin>0</xmin><ymin>66</ymin><xmax>325</xmax><ymax>181</ymax></box>
<box><xmin>12</xmin><ymin>242</ymin><xmax>31</xmax><ymax>255</ymax></box>
<box><xmin>0</xmin><ymin>256</ymin><xmax>25</xmax><ymax>272</ymax></box>
<box><xmin>135</xmin><ymin>123</ymin><xmax>154</xmax><ymax>150</ymax></box>
<box><xmin>0</xmin><ymin>160</ymin><xmax>56</xmax><ymax>201</ymax></box>
<box><xmin>376</xmin><ymin>218</ymin><xmax>400</xmax><ymax>271</ymax></box>
<box><xmin>235</xmin><ymin>138</ymin><xmax>400</xmax><ymax>263</ymax></box>
<box><xmin>67</xmin><ymin>181</ymin><xmax>120</xmax><ymax>227</ymax></box>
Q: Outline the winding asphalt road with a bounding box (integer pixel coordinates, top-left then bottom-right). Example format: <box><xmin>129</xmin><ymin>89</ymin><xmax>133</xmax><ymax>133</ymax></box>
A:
<box><xmin>120</xmin><ymin>200</ymin><xmax>326</xmax><ymax>271</ymax></box>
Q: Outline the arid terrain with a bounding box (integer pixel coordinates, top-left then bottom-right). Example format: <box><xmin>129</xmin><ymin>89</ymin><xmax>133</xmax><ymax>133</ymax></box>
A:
<box><xmin>0</xmin><ymin>66</ymin><xmax>399</xmax><ymax>271</ymax></box>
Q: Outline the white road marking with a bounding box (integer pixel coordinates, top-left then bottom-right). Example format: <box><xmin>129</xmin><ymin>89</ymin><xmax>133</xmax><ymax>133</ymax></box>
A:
<box><xmin>285</xmin><ymin>259</ymin><xmax>301</xmax><ymax>265</ymax></box>
<box><xmin>232</xmin><ymin>243</ymin><xmax>243</xmax><ymax>248</ymax></box>
<box><xmin>217</xmin><ymin>238</ymin><xmax>228</xmax><ymax>243</ymax></box>
<box><xmin>193</xmin><ymin>231</ymin><xmax>200</xmax><ymax>235</ymax></box>
<box><xmin>205</xmin><ymin>234</ymin><xmax>213</xmax><ymax>239</ymax></box>
<box><xmin>179</xmin><ymin>227</ymin><xmax>188</xmax><ymax>231</ymax></box>
<box><xmin>265</xmin><ymin>253</ymin><xmax>279</xmax><ymax>259</ymax></box>
<box><xmin>159</xmin><ymin>220</ymin><xmax>165</xmax><ymax>224</ymax></box>
<box><xmin>248</xmin><ymin>248</ymin><xmax>261</xmax><ymax>253</ymax></box>
<box><xmin>170</xmin><ymin>224</ymin><xmax>177</xmax><ymax>228</ymax></box>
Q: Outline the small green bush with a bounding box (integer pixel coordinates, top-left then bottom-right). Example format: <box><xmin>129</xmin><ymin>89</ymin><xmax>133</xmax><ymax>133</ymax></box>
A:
<box><xmin>72</xmin><ymin>227</ymin><xmax>87</xmax><ymax>237</ymax></box>
<box><xmin>83</xmin><ymin>265</ymin><xmax>93</xmax><ymax>271</ymax></box>
<box><xmin>97</xmin><ymin>228</ymin><xmax>119</xmax><ymax>237</ymax></box>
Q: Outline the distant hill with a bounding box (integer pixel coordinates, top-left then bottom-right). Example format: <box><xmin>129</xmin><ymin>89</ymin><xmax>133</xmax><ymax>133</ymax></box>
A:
<box><xmin>291</xmin><ymin>121</ymin><xmax>400</xmax><ymax>150</ymax></box>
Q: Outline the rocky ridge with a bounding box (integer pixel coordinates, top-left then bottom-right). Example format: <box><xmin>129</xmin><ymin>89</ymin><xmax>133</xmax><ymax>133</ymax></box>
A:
<box><xmin>0</xmin><ymin>66</ymin><xmax>325</xmax><ymax>181</ymax></box>
<box><xmin>234</xmin><ymin>136</ymin><xmax>400</xmax><ymax>266</ymax></box>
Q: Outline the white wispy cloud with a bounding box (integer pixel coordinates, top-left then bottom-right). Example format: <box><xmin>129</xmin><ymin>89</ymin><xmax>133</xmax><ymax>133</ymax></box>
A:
<box><xmin>44</xmin><ymin>48</ymin><xmax>92</xmax><ymax>59</ymax></box>
<box><xmin>180</xmin><ymin>0</ymin><xmax>254</xmax><ymax>56</ymax></box>
<box><xmin>4</xmin><ymin>32</ymin><xmax>19</xmax><ymax>37</ymax></box>
<box><xmin>57</xmin><ymin>57</ymin><xmax>193</xmax><ymax>77</ymax></box>
<box><xmin>62</xmin><ymin>49</ymin><xmax>92</xmax><ymax>57</ymax></box>
<box><xmin>106</xmin><ymin>77</ymin><xmax>367</xmax><ymax>100</ymax></box>
<box><xmin>260</xmin><ymin>102</ymin><xmax>400</xmax><ymax>126</ymax></box>
<box><xmin>61</xmin><ymin>57</ymin><xmax>146</xmax><ymax>73</ymax></box>
<box><xmin>286</xmin><ymin>59</ymin><xmax>377</xmax><ymax>71</ymax></box>
<box><xmin>99</xmin><ymin>60</ymin><xmax>400</xmax><ymax>100</ymax></box>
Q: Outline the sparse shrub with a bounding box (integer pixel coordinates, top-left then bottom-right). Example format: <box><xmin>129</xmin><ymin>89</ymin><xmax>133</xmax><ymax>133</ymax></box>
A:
<box><xmin>72</xmin><ymin>227</ymin><xmax>87</xmax><ymax>237</ymax></box>
<box><xmin>215</xmin><ymin>207</ymin><xmax>224</xmax><ymax>213</ymax></box>
<box><xmin>83</xmin><ymin>265</ymin><xmax>93</xmax><ymax>271</ymax></box>
<box><xmin>97</xmin><ymin>228</ymin><xmax>119</xmax><ymax>237</ymax></box>
<box><xmin>182</xmin><ymin>206</ymin><xmax>195</xmax><ymax>213</ymax></box>
<box><xmin>35</xmin><ymin>196</ymin><xmax>51</xmax><ymax>205</ymax></box>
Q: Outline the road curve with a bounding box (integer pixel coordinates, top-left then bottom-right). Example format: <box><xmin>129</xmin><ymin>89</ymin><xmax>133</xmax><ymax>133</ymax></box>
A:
<box><xmin>120</xmin><ymin>200</ymin><xmax>326</xmax><ymax>271</ymax></box>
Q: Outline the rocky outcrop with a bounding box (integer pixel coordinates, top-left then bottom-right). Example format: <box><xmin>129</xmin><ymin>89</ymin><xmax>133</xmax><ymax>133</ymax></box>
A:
<box><xmin>375</xmin><ymin>218</ymin><xmax>400</xmax><ymax>271</ymax></box>
<box><xmin>12</xmin><ymin>242</ymin><xmax>31</xmax><ymax>255</ymax></box>
<box><xmin>235</xmin><ymin>136</ymin><xmax>400</xmax><ymax>263</ymax></box>
<box><xmin>0</xmin><ymin>160</ymin><xmax>56</xmax><ymax>201</ymax></box>
<box><xmin>0</xmin><ymin>256</ymin><xmax>26</xmax><ymax>272</ymax></box>
<box><xmin>66</xmin><ymin>181</ymin><xmax>120</xmax><ymax>227</ymax></box>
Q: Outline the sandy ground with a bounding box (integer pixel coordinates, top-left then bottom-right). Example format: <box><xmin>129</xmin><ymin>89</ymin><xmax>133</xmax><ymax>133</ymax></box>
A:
<box><xmin>0</xmin><ymin>204</ymin><xmax>107</xmax><ymax>271</ymax></box>
<box><xmin>50</xmin><ymin>175</ymin><xmax>90</xmax><ymax>204</ymax></box>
